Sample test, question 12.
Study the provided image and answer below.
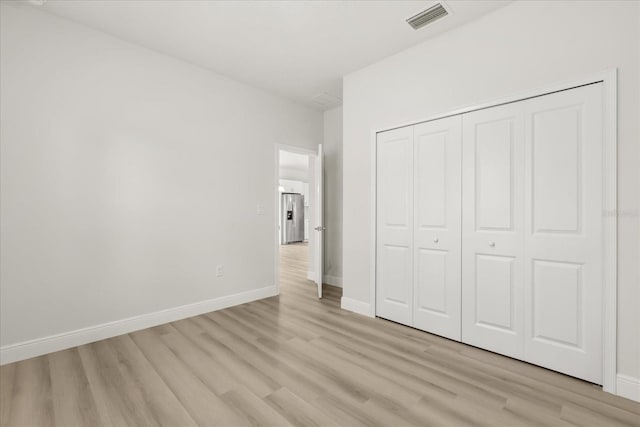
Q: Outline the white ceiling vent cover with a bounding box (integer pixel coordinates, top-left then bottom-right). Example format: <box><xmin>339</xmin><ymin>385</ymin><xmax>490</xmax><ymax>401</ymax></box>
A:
<box><xmin>406</xmin><ymin>3</ymin><xmax>449</xmax><ymax>30</ymax></box>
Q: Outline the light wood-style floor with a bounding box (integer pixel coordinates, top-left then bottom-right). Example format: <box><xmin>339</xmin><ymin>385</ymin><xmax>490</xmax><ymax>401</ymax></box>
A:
<box><xmin>2</xmin><ymin>242</ymin><xmax>639</xmax><ymax>426</ymax></box>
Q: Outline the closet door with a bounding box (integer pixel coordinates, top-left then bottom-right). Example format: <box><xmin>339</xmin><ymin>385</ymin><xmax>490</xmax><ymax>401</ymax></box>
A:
<box><xmin>376</xmin><ymin>126</ymin><xmax>413</xmax><ymax>325</ymax></box>
<box><xmin>462</xmin><ymin>103</ymin><xmax>525</xmax><ymax>359</ymax></box>
<box><xmin>413</xmin><ymin>117</ymin><xmax>462</xmax><ymax>340</ymax></box>
<box><xmin>523</xmin><ymin>84</ymin><xmax>603</xmax><ymax>383</ymax></box>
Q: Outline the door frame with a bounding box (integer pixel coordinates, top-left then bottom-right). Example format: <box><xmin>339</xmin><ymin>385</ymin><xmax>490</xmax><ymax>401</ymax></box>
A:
<box><xmin>274</xmin><ymin>143</ymin><xmax>318</xmax><ymax>296</ymax></box>
<box><xmin>369</xmin><ymin>69</ymin><xmax>618</xmax><ymax>394</ymax></box>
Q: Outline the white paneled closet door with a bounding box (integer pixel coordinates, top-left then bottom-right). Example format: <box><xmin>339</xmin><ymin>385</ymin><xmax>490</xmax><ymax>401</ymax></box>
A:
<box><xmin>461</xmin><ymin>103</ymin><xmax>525</xmax><ymax>359</ymax></box>
<box><xmin>413</xmin><ymin>117</ymin><xmax>462</xmax><ymax>340</ymax></box>
<box><xmin>523</xmin><ymin>84</ymin><xmax>603</xmax><ymax>383</ymax></box>
<box><xmin>376</xmin><ymin>83</ymin><xmax>605</xmax><ymax>384</ymax></box>
<box><xmin>376</xmin><ymin>126</ymin><xmax>413</xmax><ymax>325</ymax></box>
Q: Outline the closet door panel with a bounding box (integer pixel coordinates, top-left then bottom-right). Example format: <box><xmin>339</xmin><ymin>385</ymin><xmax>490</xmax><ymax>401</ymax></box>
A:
<box><xmin>413</xmin><ymin>116</ymin><xmax>462</xmax><ymax>340</ymax></box>
<box><xmin>524</xmin><ymin>84</ymin><xmax>603</xmax><ymax>384</ymax></box>
<box><xmin>376</xmin><ymin>126</ymin><xmax>413</xmax><ymax>325</ymax></box>
<box><xmin>475</xmin><ymin>121</ymin><xmax>514</xmax><ymax>230</ymax></box>
<box><xmin>462</xmin><ymin>103</ymin><xmax>525</xmax><ymax>359</ymax></box>
<box><xmin>416</xmin><ymin>249</ymin><xmax>448</xmax><ymax>314</ymax></box>
<box><xmin>475</xmin><ymin>254</ymin><xmax>516</xmax><ymax>331</ymax></box>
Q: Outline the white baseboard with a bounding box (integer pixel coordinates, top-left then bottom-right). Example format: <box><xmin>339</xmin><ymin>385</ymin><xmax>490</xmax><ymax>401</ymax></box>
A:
<box><xmin>0</xmin><ymin>285</ymin><xmax>277</xmax><ymax>366</ymax></box>
<box><xmin>323</xmin><ymin>275</ymin><xmax>342</xmax><ymax>288</ymax></box>
<box><xmin>341</xmin><ymin>296</ymin><xmax>374</xmax><ymax>318</ymax></box>
<box><xmin>307</xmin><ymin>271</ymin><xmax>314</xmax><ymax>281</ymax></box>
<box><xmin>616</xmin><ymin>374</ymin><xmax>640</xmax><ymax>402</ymax></box>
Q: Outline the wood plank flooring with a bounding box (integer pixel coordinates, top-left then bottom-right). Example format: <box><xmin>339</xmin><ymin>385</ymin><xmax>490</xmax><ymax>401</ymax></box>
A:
<box><xmin>1</xmin><ymin>242</ymin><xmax>639</xmax><ymax>426</ymax></box>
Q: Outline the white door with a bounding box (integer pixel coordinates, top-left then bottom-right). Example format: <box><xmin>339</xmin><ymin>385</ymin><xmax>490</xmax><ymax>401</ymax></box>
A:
<box><xmin>523</xmin><ymin>84</ymin><xmax>603</xmax><ymax>383</ymax></box>
<box><xmin>376</xmin><ymin>126</ymin><xmax>413</xmax><ymax>325</ymax></box>
<box><xmin>462</xmin><ymin>102</ymin><xmax>525</xmax><ymax>359</ymax></box>
<box><xmin>413</xmin><ymin>116</ymin><xmax>462</xmax><ymax>340</ymax></box>
<box><xmin>313</xmin><ymin>144</ymin><xmax>324</xmax><ymax>298</ymax></box>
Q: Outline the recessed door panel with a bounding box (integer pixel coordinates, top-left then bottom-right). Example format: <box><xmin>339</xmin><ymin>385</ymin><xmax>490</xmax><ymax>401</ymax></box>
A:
<box><xmin>416</xmin><ymin>249</ymin><xmax>448</xmax><ymax>315</ymax></box>
<box><xmin>376</xmin><ymin>126</ymin><xmax>413</xmax><ymax>326</ymax></box>
<box><xmin>475</xmin><ymin>120</ymin><xmax>514</xmax><ymax>231</ymax></box>
<box><xmin>417</xmin><ymin>132</ymin><xmax>447</xmax><ymax>229</ymax></box>
<box><xmin>413</xmin><ymin>116</ymin><xmax>461</xmax><ymax>340</ymax></box>
<box><xmin>524</xmin><ymin>84</ymin><xmax>603</xmax><ymax>384</ymax></box>
<box><xmin>381</xmin><ymin>245</ymin><xmax>411</xmax><ymax>306</ymax></box>
<box><xmin>475</xmin><ymin>254</ymin><xmax>515</xmax><ymax>331</ymax></box>
<box><xmin>532</xmin><ymin>260</ymin><xmax>582</xmax><ymax>348</ymax></box>
<box><xmin>532</xmin><ymin>107</ymin><xmax>582</xmax><ymax>234</ymax></box>
<box><xmin>462</xmin><ymin>103</ymin><xmax>525</xmax><ymax>359</ymax></box>
<box><xmin>380</xmin><ymin>139</ymin><xmax>410</xmax><ymax>227</ymax></box>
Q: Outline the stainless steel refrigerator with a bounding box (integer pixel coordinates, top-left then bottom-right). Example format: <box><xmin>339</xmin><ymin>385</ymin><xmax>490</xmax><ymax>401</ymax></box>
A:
<box><xmin>281</xmin><ymin>193</ymin><xmax>305</xmax><ymax>244</ymax></box>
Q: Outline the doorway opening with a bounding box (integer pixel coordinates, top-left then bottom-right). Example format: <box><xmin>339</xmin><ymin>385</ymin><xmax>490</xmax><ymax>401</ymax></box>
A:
<box><xmin>275</xmin><ymin>145</ymin><xmax>324</xmax><ymax>298</ymax></box>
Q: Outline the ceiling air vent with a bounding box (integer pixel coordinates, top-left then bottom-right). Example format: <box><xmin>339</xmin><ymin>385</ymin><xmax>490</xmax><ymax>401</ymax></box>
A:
<box><xmin>406</xmin><ymin>3</ymin><xmax>448</xmax><ymax>30</ymax></box>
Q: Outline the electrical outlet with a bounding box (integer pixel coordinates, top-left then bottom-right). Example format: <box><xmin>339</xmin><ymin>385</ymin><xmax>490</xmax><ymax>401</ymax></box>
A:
<box><xmin>256</xmin><ymin>204</ymin><xmax>264</xmax><ymax>215</ymax></box>
<box><xmin>216</xmin><ymin>265</ymin><xmax>224</xmax><ymax>277</ymax></box>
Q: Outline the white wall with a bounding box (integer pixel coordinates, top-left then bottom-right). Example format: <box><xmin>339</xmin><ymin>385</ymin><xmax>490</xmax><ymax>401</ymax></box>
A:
<box><xmin>342</xmin><ymin>0</ymin><xmax>640</xmax><ymax>381</ymax></box>
<box><xmin>323</xmin><ymin>106</ymin><xmax>343</xmax><ymax>286</ymax></box>
<box><xmin>0</xmin><ymin>3</ymin><xmax>322</xmax><ymax>355</ymax></box>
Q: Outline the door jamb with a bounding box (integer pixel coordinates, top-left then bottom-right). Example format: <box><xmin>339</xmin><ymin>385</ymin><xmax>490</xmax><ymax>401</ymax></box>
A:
<box><xmin>369</xmin><ymin>69</ymin><xmax>617</xmax><ymax>394</ymax></box>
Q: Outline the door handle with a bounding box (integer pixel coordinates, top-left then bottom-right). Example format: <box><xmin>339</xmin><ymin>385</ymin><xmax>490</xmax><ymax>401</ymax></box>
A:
<box><xmin>489</xmin><ymin>241</ymin><xmax>495</xmax><ymax>247</ymax></box>
<box><xmin>433</xmin><ymin>238</ymin><xmax>439</xmax><ymax>243</ymax></box>
<box><xmin>314</xmin><ymin>226</ymin><xmax>326</xmax><ymax>231</ymax></box>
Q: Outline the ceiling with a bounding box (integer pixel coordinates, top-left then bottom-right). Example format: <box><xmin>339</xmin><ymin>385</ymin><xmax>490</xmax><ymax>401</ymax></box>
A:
<box><xmin>28</xmin><ymin>0</ymin><xmax>510</xmax><ymax>110</ymax></box>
